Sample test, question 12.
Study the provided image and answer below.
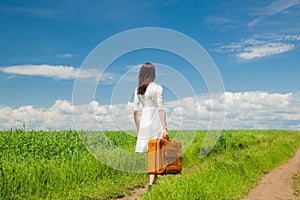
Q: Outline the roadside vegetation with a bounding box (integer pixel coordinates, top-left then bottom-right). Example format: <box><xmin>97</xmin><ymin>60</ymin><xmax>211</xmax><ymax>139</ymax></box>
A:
<box><xmin>293</xmin><ymin>172</ymin><xmax>300</xmax><ymax>199</ymax></box>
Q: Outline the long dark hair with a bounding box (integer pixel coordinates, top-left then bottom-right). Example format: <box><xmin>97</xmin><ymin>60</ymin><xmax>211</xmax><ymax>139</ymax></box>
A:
<box><xmin>137</xmin><ymin>62</ymin><xmax>155</xmax><ymax>95</ymax></box>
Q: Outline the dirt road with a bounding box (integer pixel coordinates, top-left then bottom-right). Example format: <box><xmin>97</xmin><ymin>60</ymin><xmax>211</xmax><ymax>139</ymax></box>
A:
<box><xmin>116</xmin><ymin>184</ymin><xmax>148</xmax><ymax>200</ymax></box>
<box><xmin>241</xmin><ymin>147</ymin><xmax>300</xmax><ymax>200</ymax></box>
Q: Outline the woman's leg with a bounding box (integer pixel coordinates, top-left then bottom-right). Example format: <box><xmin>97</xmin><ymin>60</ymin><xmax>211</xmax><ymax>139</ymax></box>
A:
<box><xmin>149</xmin><ymin>174</ymin><xmax>157</xmax><ymax>185</ymax></box>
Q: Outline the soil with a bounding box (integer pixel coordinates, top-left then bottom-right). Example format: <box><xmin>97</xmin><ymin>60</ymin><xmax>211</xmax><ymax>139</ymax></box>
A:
<box><xmin>241</xmin><ymin>147</ymin><xmax>300</xmax><ymax>200</ymax></box>
<box><xmin>115</xmin><ymin>184</ymin><xmax>148</xmax><ymax>200</ymax></box>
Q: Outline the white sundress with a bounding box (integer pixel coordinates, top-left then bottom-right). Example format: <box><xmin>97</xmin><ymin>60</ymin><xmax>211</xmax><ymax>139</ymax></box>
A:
<box><xmin>133</xmin><ymin>82</ymin><xmax>165</xmax><ymax>153</ymax></box>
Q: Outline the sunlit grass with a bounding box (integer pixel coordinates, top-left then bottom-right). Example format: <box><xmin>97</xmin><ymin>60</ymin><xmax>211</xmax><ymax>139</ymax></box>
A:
<box><xmin>293</xmin><ymin>172</ymin><xmax>300</xmax><ymax>198</ymax></box>
<box><xmin>1</xmin><ymin>129</ymin><xmax>300</xmax><ymax>199</ymax></box>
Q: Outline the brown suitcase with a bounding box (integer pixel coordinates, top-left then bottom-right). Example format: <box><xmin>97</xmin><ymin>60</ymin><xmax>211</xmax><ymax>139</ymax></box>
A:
<box><xmin>148</xmin><ymin>139</ymin><xmax>182</xmax><ymax>174</ymax></box>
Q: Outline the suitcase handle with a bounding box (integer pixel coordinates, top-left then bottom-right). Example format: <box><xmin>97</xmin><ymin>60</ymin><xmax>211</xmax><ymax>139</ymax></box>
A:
<box><xmin>162</xmin><ymin>133</ymin><xmax>169</xmax><ymax>140</ymax></box>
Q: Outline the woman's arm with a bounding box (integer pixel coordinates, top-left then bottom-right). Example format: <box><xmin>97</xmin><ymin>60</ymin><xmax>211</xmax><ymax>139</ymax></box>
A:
<box><xmin>134</xmin><ymin>110</ymin><xmax>139</xmax><ymax>133</ymax></box>
<box><xmin>159</xmin><ymin>109</ymin><xmax>169</xmax><ymax>138</ymax></box>
<box><xmin>157</xmin><ymin>85</ymin><xmax>168</xmax><ymax>137</ymax></box>
<box><xmin>133</xmin><ymin>87</ymin><xmax>140</xmax><ymax>133</ymax></box>
<box><xmin>159</xmin><ymin>109</ymin><xmax>167</xmax><ymax>129</ymax></box>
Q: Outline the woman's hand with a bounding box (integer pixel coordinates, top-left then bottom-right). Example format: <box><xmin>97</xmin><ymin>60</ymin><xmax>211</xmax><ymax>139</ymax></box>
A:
<box><xmin>162</xmin><ymin>128</ymin><xmax>169</xmax><ymax>139</ymax></box>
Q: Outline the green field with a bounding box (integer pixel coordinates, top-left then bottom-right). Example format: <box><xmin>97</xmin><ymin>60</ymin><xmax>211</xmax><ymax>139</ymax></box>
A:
<box><xmin>1</xmin><ymin>129</ymin><xmax>300</xmax><ymax>199</ymax></box>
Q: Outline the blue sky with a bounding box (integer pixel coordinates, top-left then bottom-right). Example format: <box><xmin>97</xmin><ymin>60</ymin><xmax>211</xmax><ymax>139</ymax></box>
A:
<box><xmin>0</xmin><ymin>0</ymin><xmax>300</xmax><ymax>130</ymax></box>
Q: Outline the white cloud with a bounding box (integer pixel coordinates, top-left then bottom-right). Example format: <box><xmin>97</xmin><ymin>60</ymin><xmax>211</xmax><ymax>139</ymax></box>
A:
<box><xmin>219</xmin><ymin>34</ymin><xmax>300</xmax><ymax>60</ymax></box>
<box><xmin>248</xmin><ymin>0</ymin><xmax>300</xmax><ymax>27</ymax></box>
<box><xmin>223</xmin><ymin>91</ymin><xmax>300</xmax><ymax>129</ymax></box>
<box><xmin>237</xmin><ymin>42</ymin><xmax>294</xmax><ymax>60</ymax></box>
<box><xmin>1</xmin><ymin>91</ymin><xmax>299</xmax><ymax>130</ymax></box>
<box><xmin>280</xmin><ymin>35</ymin><xmax>300</xmax><ymax>41</ymax></box>
<box><xmin>0</xmin><ymin>64</ymin><xmax>95</xmax><ymax>79</ymax></box>
<box><xmin>0</xmin><ymin>64</ymin><xmax>120</xmax><ymax>84</ymax></box>
<box><xmin>56</xmin><ymin>53</ymin><xmax>76</xmax><ymax>58</ymax></box>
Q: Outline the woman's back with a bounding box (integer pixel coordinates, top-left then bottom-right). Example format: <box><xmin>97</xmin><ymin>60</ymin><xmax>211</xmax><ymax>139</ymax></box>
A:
<box><xmin>135</xmin><ymin>82</ymin><xmax>164</xmax><ymax>109</ymax></box>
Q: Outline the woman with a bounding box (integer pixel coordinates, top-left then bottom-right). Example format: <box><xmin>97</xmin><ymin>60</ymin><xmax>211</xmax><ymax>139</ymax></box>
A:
<box><xmin>133</xmin><ymin>62</ymin><xmax>168</xmax><ymax>187</ymax></box>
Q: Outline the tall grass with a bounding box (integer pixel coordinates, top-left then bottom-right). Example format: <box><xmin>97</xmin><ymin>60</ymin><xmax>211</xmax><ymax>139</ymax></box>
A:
<box><xmin>0</xmin><ymin>130</ymin><xmax>147</xmax><ymax>199</ymax></box>
<box><xmin>1</xmin><ymin>130</ymin><xmax>300</xmax><ymax>199</ymax></box>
